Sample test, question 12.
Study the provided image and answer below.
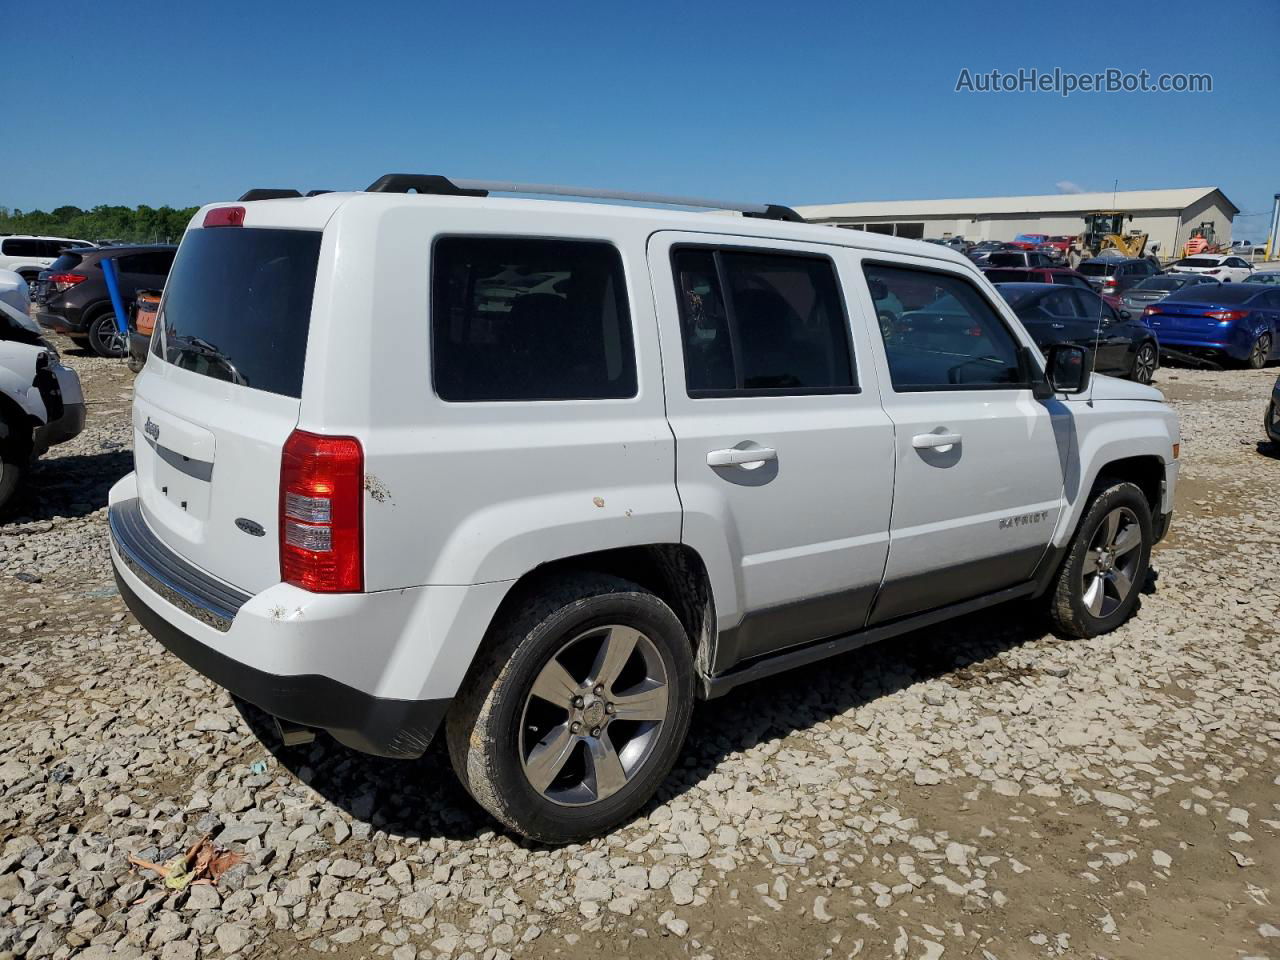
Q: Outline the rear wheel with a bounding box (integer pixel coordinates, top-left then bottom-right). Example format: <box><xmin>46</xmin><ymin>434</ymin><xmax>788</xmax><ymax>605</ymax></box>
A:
<box><xmin>447</xmin><ymin>573</ymin><xmax>694</xmax><ymax>843</ymax></box>
<box><xmin>87</xmin><ymin>311</ymin><xmax>127</xmax><ymax>358</ymax></box>
<box><xmin>1130</xmin><ymin>342</ymin><xmax>1157</xmax><ymax>384</ymax></box>
<box><xmin>1048</xmin><ymin>481</ymin><xmax>1152</xmax><ymax>638</ymax></box>
<box><xmin>1247</xmin><ymin>333</ymin><xmax>1272</xmax><ymax>370</ymax></box>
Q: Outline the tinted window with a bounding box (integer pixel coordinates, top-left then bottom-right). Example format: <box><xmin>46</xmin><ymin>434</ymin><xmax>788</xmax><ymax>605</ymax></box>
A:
<box><xmin>1135</xmin><ymin>277</ymin><xmax>1183</xmax><ymax>291</ymax></box>
<box><xmin>868</xmin><ymin>264</ymin><xmax>1024</xmax><ymax>391</ymax></box>
<box><xmin>2</xmin><ymin>238</ymin><xmax>42</xmax><ymax>257</ymax></box>
<box><xmin>1167</xmin><ymin>284</ymin><xmax>1264</xmax><ymax>305</ymax></box>
<box><xmin>432</xmin><ymin>237</ymin><xmax>634</xmax><ymax>402</ymax></box>
<box><xmin>673</xmin><ymin>249</ymin><xmax>854</xmax><ymax>396</ymax></box>
<box><xmin>1040</xmin><ymin>289</ymin><xmax>1085</xmax><ymax>318</ymax></box>
<box><xmin>117</xmin><ymin>251</ymin><xmax>175</xmax><ymax>276</ymax></box>
<box><xmin>984</xmin><ymin>268</ymin><xmax>1031</xmax><ymax>284</ymax></box>
<box><xmin>47</xmin><ymin>253</ymin><xmax>84</xmax><ymax>273</ymax></box>
<box><xmin>1078</xmin><ymin>262</ymin><xmax>1113</xmax><ymax>277</ymax></box>
<box><xmin>1174</xmin><ymin>257</ymin><xmax>1222</xmax><ymax>268</ymax></box>
<box><xmin>158</xmin><ymin>228</ymin><xmax>320</xmax><ymax>398</ymax></box>
<box><xmin>987</xmin><ymin>252</ymin><xmax>1028</xmax><ymax>267</ymax></box>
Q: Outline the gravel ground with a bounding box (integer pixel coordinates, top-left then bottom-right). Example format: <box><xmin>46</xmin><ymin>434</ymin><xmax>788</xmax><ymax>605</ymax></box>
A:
<box><xmin>2</xmin><ymin>342</ymin><xmax>1278</xmax><ymax>960</ymax></box>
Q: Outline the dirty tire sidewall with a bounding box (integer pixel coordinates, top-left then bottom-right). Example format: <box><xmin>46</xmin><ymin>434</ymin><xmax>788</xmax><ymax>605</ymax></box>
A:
<box><xmin>446</xmin><ymin>574</ymin><xmax>694</xmax><ymax>844</ymax></box>
<box><xmin>0</xmin><ymin>421</ymin><xmax>28</xmax><ymax>516</ymax></box>
<box><xmin>1049</xmin><ymin>481</ymin><xmax>1152</xmax><ymax>639</ymax></box>
<box><xmin>1248</xmin><ymin>333</ymin><xmax>1272</xmax><ymax>370</ymax></box>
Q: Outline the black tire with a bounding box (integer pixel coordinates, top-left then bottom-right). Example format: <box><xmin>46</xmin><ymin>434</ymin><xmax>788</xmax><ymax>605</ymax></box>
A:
<box><xmin>1130</xmin><ymin>341</ymin><xmax>1158</xmax><ymax>384</ymax></box>
<box><xmin>1246</xmin><ymin>333</ymin><xmax>1272</xmax><ymax>370</ymax></box>
<box><xmin>86</xmin><ymin>310</ymin><xmax>127</xmax><ymax>358</ymax></box>
<box><xmin>1048</xmin><ymin>481</ymin><xmax>1152</xmax><ymax>638</ymax></box>
<box><xmin>0</xmin><ymin>414</ymin><xmax>31</xmax><ymax>516</ymax></box>
<box><xmin>446</xmin><ymin>573</ymin><xmax>694</xmax><ymax>843</ymax></box>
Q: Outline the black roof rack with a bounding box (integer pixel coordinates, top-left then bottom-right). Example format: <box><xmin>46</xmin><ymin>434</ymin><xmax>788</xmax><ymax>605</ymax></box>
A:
<box><xmin>363</xmin><ymin>174</ymin><xmax>803</xmax><ymax>222</ymax></box>
<box><xmin>234</xmin><ymin>176</ymin><xmax>803</xmax><ymax>222</ymax></box>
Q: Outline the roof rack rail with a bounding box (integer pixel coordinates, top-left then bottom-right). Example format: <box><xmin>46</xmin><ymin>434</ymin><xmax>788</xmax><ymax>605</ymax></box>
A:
<box><xmin>363</xmin><ymin>173</ymin><xmax>803</xmax><ymax>222</ymax></box>
<box><xmin>238</xmin><ymin>189</ymin><xmax>303</xmax><ymax>201</ymax></box>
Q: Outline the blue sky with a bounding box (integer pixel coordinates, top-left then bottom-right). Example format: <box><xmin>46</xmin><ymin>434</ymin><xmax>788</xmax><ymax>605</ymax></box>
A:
<box><xmin>6</xmin><ymin>0</ymin><xmax>1278</xmax><ymax>237</ymax></box>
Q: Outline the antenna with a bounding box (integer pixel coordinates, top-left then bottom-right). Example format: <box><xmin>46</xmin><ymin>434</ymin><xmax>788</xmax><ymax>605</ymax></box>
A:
<box><xmin>1088</xmin><ymin>180</ymin><xmax>1119</xmax><ymax>402</ymax></box>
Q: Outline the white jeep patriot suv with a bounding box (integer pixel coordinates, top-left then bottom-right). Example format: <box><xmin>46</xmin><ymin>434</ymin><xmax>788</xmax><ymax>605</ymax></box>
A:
<box><xmin>109</xmin><ymin>175</ymin><xmax>1179</xmax><ymax>842</ymax></box>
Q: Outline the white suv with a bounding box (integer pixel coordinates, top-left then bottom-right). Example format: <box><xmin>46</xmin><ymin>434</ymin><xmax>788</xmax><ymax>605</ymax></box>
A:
<box><xmin>0</xmin><ymin>235</ymin><xmax>94</xmax><ymax>286</ymax></box>
<box><xmin>109</xmin><ymin>175</ymin><xmax>1180</xmax><ymax>842</ymax></box>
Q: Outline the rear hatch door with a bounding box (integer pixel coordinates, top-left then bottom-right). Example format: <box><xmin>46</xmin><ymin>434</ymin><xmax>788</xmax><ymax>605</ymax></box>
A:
<box><xmin>132</xmin><ymin>220</ymin><xmax>325</xmax><ymax>594</ymax></box>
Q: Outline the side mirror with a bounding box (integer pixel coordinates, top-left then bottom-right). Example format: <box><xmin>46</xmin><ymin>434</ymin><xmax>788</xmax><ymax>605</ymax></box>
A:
<box><xmin>1045</xmin><ymin>343</ymin><xmax>1091</xmax><ymax>394</ymax></box>
<box><xmin>1119</xmin><ymin>309</ymin><xmax>1132</xmax><ymax>320</ymax></box>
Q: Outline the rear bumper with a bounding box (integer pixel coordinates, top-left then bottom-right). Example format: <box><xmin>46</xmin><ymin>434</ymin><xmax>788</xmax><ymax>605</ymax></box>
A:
<box><xmin>37</xmin><ymin>310</ymin><xmax>87</xmax><ymax>335</ymax></box>
<box><xmin>1154</xmin><ymin>327</ymin><xmax>1254</xmax><ymax>361</ymax></box>
<box><xmin>108</xmin><ymin>489</ymin><xmax>453</xmax><ymax>759</ymax></box>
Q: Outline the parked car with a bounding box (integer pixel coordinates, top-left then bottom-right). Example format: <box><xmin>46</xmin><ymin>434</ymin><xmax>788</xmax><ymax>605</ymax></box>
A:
<box><xmin>925</xmin><ymin>237</ymin><xmax>967</xmax><ymax>252</ymax></box>
<box><xmin>983</xmin><ymin>266</ymin><xmax>1126</xmax><ymax>311</ymax></box>
<box><xmin>1266</xmin><ymin>375</ymin><xmax>1280</xmax><ymax>445</ymax></box>
<box><xmin>995</xmin><ymin>283</ymin><xmax>1160</xmax><ymax>384</ymax></box>
<box><xmin>985</xmin><ymin>250</ymin><xmax>1058</xmax><ymax>269</ymax></box>
<box><xmin>1143</xmin><ymin>283</ymin><xmax>1280</xmax><ymax>368</ymax></box>
<box><xmin>0</xmin><ymin>236</ymin><xmax>95</xmax><ymax>288</ymax></box>
<box><xmin>966</xmin><ymin>241</ymin><xmax>1016</xmax><ymax>266</ymax></box>
<box><xmin>110</xmin><ymin>175</ymin><xmax>1179</xmax><ymax>843</ymax></box>
<box><xmin>1077</xmin><ymin>257</ymin><xmax>1160</xmax><ymax>297</ymax></box>
<box><xmin>0</xmin><ymin>293</ymin><xmax>86</xmax><ymax>513</ymax></box>
<box><xmin>1010</xmin><ymin>233</ymin><xmax>1049</xmax><ymax>250</ymax></box>
<box><xmin>0</xmin><ymin>269</ymin><xmax>29</xmax><ymax>319</ymax></box>
<box><xmin>34</xmin><ymin>244</ymin><xmax>177</xmax><ymax>357</ymax></box>
<box><xmin>127</xmin><ymin>290</ymin><xmax>162</xmax><ymax>372</ymax></box>
<box><xmin>1120</xmin><ymin>274</ymin><xmax>1219</xmax><ymax>315</ymax></box>
<box><xmin>1230</xmin><ymin>240</ymin><xmax>1258</xmax><ymax>258</ymax></box>
<box><xmin>1244</xmin><ymin>271</ymin><xmax>1280</xmax><ymax>286</ymax></box>
<box><xmin>1166</xmin><ymin>254</ymin><xmax>1255</xmax><ymax>283</ymax></box>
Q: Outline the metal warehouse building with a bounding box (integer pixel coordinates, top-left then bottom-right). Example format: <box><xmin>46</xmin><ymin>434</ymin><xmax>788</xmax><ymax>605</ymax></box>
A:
<box><xmin>794</xmin><ymin>187</ymin><xmax>1238</xmax><ymax>256</ymax></box>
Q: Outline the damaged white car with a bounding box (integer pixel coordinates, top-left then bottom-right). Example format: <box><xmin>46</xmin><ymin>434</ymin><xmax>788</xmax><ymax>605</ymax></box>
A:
<box><xmin>0</xmin><ymin>292</ymin><xmax>86</xmax><ymax>512</ymax></box>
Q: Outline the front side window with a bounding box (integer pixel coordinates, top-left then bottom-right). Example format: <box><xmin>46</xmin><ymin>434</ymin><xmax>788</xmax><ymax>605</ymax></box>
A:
<box><xmin>867</xmin><ymin>263</ymin><xmax>1025</xmax><ymax>392</ymax></box>
<box><xmin>672</xmin><ymin>248</ymin><xmax>855</xmax><ymax>396</ymax></box>
<box><xmin>432</xmin><ymin>237</ymin><xmax>635</xmax><ymax>402</ymax></box>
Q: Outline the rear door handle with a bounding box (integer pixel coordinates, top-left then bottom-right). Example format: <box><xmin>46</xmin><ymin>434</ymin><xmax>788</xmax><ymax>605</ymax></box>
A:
<box><xmin>707</xmin><ymin>445</ymin><xmax>777</xmax><ymax>468</ymax></box>
<box><xmin>912</xmin><ymin>432</ymin><xmax>962</xmax><ymax>452</ymax></box>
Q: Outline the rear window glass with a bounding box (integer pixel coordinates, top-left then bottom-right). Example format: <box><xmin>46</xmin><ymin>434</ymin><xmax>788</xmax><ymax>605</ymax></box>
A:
<box><xmin>986</xmin><ymin>253</ymin><xmax>1027</xmax><ymax>267</ymax></box>
<box><xmin>431</xmin><ymin>237</ymin><xmax>636</xmax><ymax>402</ymax></box>
<box><xmin>983</xmin><ymin>268</ymin><xmax>1032</xmax><ymax>283</ymax></box>
<box><xmin>1078</xmin><ymin>262</ymin><xmax>1113</xmax><ymax>277</ymax></box>
<box><xmin>47</xmin><ymin>253</ymin><xmax>84</xmax><ymax>272</ymax></box>
<box><xmin>1165</xmin><ymin>284</ymin><xmax>1264</xmax><ymax>305</ymax></box>
<box><xmin>1134</xmin><ymin>277</ymin><xmax>1185</xmax><ymax>291</ymax></box>
<box><xmin>1173</xmin><ymin>257</ymin><xmax>1221</xmax><ymax>268</ymax></box>
<box><xmin>157</xmin><ymin>228</ymin><xmax>321</xmax><ymax>398</ymax></box>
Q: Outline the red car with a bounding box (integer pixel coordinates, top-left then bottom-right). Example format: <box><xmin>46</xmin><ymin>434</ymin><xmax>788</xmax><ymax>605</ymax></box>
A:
<box><xmin>981</xmin><ymin>266</ymin><xmax>1126</xmax><ymax>311</ymax></box>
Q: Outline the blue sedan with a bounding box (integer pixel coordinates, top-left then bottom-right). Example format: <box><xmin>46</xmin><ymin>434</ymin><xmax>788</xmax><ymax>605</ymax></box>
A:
<box><xmin>1142</xmin><ymin>283</ymin><xmax>1280</xmax><ymax>368</ymax></box>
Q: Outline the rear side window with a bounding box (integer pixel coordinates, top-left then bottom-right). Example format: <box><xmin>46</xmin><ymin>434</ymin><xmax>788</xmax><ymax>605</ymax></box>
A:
<box><xmin>867</xmin><ymin>263</ymin><xmax>1025</xmax><ymax>392</ymax></box>
<box><xmin>672</xmin><ymin>247</ymin><xmax>855</xmax><ymax>396</ymax></box>
<box><xmin>2</xmin><ymin>238</ymin><xmax>41</xmax><ymax>257</ymax></box>
<box><xmin>117</xmin><ymin>251</ymin><xmax>175</xmax><ymax>275</ymax></box>
<box><xmin>432</xmin><ymin>237</ymin><xmax>635</xmax><ymax>402</ymax></box>
<box><xmin>157</xmin><ymin>228</ymin><xmax>321</xmax><ymax>398</ymax></box>
<box><xmin>47</xmin><ymin>253</ymin><xmax>84</xmax><ymax>272</ymax></box>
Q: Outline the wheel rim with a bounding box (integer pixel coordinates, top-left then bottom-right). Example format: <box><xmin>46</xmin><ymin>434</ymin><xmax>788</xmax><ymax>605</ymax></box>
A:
<box><xmin>1252</xmin><ymin>335</ymin><xmax>1271</xmax><ymax>368</ymax></box>
<box><xmin>1134</xmin><ymin>345</ymin><xmax>1156</xmax><ymax>383</ymax></box>
<box><xmin>1080</xmin><ymin>506</ymin><xmax>1143</xmax><ymax>618</ymax></box>
<box><xmin>91</xmin><ymin>317</ymin><xmax>127</xmax><ymax>356</ymax></box>
<box><xmin>519</xmin><ymin>624</ymin><xmax>669</xmax><ymax>807</ymax></box>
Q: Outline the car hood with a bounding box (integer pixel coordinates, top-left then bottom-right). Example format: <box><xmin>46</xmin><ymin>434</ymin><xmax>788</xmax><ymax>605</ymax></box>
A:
<box><xmin>1088</xmin><ymin>373</ymin><xmax>1163</xmax><ymax>402</ymax></box>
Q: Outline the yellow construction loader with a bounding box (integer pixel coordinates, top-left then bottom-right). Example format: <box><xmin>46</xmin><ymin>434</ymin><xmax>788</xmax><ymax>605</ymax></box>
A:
<box><xmin>1080</xmin><ymin>211</ymin><xmax>1148</xmax><ymax>258</ymax></box>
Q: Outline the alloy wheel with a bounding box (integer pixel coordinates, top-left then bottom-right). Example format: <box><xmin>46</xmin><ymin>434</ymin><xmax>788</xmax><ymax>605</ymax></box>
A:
<box><xmin>519</xmin><ymin>624</ymin><xmax>670</xmax><ymax>806</ymax></box>
<box><xmin>1133</xmin><ymin>344</ymin><xmax>1157</xmax><ymax>384</ymax></box>
<box><xmin>1080</xmin><ymin>506</ymin><xmax>1143</xmax><ymax>618</ymax></box>
<box><xmin>1249</xmin><ymin>334</ymin><xmax>1272</xmax><ymax>370</ymax></box>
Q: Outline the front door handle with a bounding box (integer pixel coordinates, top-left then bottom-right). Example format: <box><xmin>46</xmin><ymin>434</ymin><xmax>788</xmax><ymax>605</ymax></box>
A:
<box><xmin>707</xmin><ymin>445</ymin><xmax>777</xmax><ymax>468</ymax></box>
<box><xmin>912</xmin><ymin>432</ymin><xmax>962</xmax><ymax>453</ymax></box>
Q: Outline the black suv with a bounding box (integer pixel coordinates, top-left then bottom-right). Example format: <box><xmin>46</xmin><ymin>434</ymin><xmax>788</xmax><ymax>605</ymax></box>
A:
<box><xmin>34</xmin><ymin>245</ymin><xmax>176</xmax><ymax>356</ymax></box>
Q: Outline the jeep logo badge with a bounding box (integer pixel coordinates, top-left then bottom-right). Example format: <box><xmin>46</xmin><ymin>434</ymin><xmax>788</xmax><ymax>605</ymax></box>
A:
<box><xmin>235</xmin><ymin>518</ymin><xmax>266</xmax><ymax>538</ymax></box>
<box><xmin>144</xmin><ymin>417</ymin><xmax>160</xmax><ymax>442</ymax></box>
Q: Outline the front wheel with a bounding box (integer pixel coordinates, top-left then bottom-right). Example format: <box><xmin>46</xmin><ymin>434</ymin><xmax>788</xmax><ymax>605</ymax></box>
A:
<box><xmin>1246</xmin><ymin>333</ymin><xmax>1272</xmax><ymax>370</ymax></box>
<box><xmin>1130</xmin><ymin>342</ymin><xmax>1158</xmax><ymax>384</ymax></box>
<box><xmin>447</xmin><ymin>574</ymin><xmax>694</xmax><ymax>843</ymax></box>
<box><xmin>1048</xmin><ymin>481</ymin><xmax>1152</xmax><ymax>638</ymax></box>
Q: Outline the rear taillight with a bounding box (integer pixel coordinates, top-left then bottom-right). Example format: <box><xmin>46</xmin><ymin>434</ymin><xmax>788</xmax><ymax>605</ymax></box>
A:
<box><xmin>1205</xmin><ymin>269</ymin><xmax>1221</xmax><ymax>275</ymax></box>
<box><xmin>49</xmin><ymin>273</ymin><xmax>86</xmax><ymax>293</ymax></box>
<box><xmin>280</xmin><ymin>430</ymin><xmax>363</xmax><ymax>592</ymax></box>
<box><xmin>1143</xmin><ymin>306</ymin><xmax>1163</xmax><ymax>316</ymax></box>
<box><xmin>204</xmin><ymin>206</ymin><xmax>246</xmax><ymax>227</ymax></box>
<box><xmin>1205</xmin><ymin>309</ymin><xmax>1249</xmax><ymax>323</ymax></box>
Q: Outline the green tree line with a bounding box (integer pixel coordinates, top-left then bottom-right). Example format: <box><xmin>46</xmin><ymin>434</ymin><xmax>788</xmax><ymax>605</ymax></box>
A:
<box><xmin>0</xmin><ymin>204</ymin><xmax>199</xmax><ymax>245</ymax></box>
